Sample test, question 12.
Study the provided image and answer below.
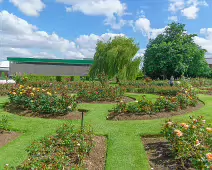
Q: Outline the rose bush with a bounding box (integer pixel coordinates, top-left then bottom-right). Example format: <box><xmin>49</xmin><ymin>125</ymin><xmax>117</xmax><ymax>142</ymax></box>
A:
<box><xmin>8</xmin><ymin>85</ymin><xmax>77</xmax><ymax>115</ymax></box>
<box><xmin>16</xmin><ymin>124</ymin><xmax>94</xmax><ymax>169</ymax></box>
<box><xmin>161</xmin><ymin>116</ymin><xmax>212</xmax><ymax>170</ymax></box>
<box><xmin>77</xmin><ymin>86</ymin><xmax>126</xmax><ymax>102</ymax></box>
<box><xmin>112</xmin><ymin>88</ymin><xmax>199</xmax><ymax>115</ymax></box>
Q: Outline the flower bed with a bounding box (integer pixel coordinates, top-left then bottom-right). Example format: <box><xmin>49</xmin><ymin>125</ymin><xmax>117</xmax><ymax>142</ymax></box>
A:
<box><xmin>0</xmin><ymin>84</ymin><xmax>13</xmax><ymax>96</ymax></box>
<box><xmin>15</xmin><ymin>124</ymin><xmax>95</xmax><ymax>169</ymax></box>
<box><xmin>108</xmin><ymin>88</ymin><xmax>199</xmax><ymax>119</ymax></box>
<box><xmin>8</xmin><ymin>85</ymin><xmax>77</xmax><ymax>115</ymax></box>
<box><xmin>77</xmin><ymin>86</ymin><xmax>126</xmax><ymax>102</ymax></box>
<box><xmin>124</xmin><ymin>85</ymin><xmax>180</xmax><ymax>96</ymax></box>
<box><xmin>161</xmin><ymin>116</ymin><xmax>212</xmax><ymax>170</ymax></box>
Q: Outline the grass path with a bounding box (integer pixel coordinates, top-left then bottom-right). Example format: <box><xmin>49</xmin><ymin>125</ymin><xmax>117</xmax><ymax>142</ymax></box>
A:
<box><xmin>0</xmin><ymin>94</ymin><xmax>212</xmax><ymax>169</ymax></box>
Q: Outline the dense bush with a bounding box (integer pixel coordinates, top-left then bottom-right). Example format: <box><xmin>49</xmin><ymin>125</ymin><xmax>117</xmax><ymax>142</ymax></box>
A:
<box><xmin>162</xmin><ymin>116</ymin><xmax>212</xmax><ymax>170</ymax></box>
<box><xmin>0</xmin><ymin>84</ymin><xmax>12</xmax><ymax>96</ymax></box>
<box><xmin>17</xmin><ymin>124</ymin><xmax>94</xmax><ymax>169</ymax></box>
<box><xmin>0</xmin><ymin>115</ymin><xmax>9</xmax><ymax>133</ymax></box>
<box><xmin>77</xmin><ymin>86</ymin><xmax>126</xmax><ymax>102</ymax></box>
<box><xmin>126</xmin><ymin>85</ymin><xmax>180</xmax><ymax>96</ymax></box>
<box><xmin>8</xmin><ymin>85</ymin><xmax>77</xmax><ymax>115</ymax></box>
<box><xmin>112</xmin><ymin>88</ymin><xmax>198</xmax><ymax>115</ymax></box>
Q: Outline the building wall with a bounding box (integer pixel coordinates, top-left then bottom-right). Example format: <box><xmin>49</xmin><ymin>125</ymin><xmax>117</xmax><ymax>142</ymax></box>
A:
<box><xmin>10</xmin><ymin>63</ymin><xmax>91</xmax><ymax>76</ymax></box>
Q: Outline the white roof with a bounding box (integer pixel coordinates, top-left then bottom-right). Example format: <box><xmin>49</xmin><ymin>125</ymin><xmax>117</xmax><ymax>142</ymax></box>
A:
<box><xmin>0</xmin><ymin>61</ymin><xmax>9</xmax><ymax>68</ymax></box>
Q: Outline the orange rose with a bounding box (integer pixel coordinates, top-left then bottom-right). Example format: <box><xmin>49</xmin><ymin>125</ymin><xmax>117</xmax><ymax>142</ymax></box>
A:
<box><xmin>206</xmin><ymin>128</ymin><xmax>212</xmax><ymax>133</ymax></box>
<box><xmin>174</xmin><ymin>129</ymin><xmax>183</xmax><ymax>137</ymax></box>
<box><xmin>206</xmin><ymin>153</ymin><xmax>212</xmax><ymax>162</ymax></box>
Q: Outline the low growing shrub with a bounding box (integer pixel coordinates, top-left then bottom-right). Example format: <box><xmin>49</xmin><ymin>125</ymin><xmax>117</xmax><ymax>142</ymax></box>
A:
<box><xmin>0</xmin><ymin>115</ymin><xmax>9</xmax><ymax>133</ymax></box>
<box><xmin>112</xmin><ymin>88</ymin><xmax>198</xmax><ymax>115</ymax></box>
<box><xmin>8</xmin><ymin>85</ymin><xmax>77</xmax><ymax>115</ymax></box>
<box><xmin>17</xmin><ymin>124</ymin><xmax>94</xmax><ymax>169</ymax></box>
<box><xmin>77</xmin><ymin>86</ymin><xmax>126</xmax><ymax>102</ymax></box>
<box><xmin>161</xmin><ymin>116</ymin><xmax>212</xmax><ymax>170</ymax></box>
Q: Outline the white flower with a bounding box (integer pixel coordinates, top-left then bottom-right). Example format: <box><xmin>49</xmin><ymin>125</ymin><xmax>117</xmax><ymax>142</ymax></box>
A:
<box><xmin>77</xmin><ymin>143</ymin><xmax>80</xmax><ymax>146</ymax></box>
<box><xmin>135</xmin><ymin>100</ymin><xmax>138</xmax><ymax>103</ymax></box>
<box><xmin>67</xmin><ymin>106</ymin><xmax>72</xmax><ymax>109</ymax></box>
<box><xmin>5</xmin><ymin>164</ymin><xmax>9</xmax><ymax>166</ymax></box>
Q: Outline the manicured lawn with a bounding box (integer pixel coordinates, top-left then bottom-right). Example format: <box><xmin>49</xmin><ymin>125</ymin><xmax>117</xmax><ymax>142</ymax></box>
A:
<box><xmin>0</xmin><ymin>94</ymin><xmax>212</xmax><ymax>169</ymax></box>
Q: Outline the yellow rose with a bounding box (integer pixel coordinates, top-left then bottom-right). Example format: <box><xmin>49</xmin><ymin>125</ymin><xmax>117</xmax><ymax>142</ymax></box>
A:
<box><xmin>20</xmin><ymin>92</ymin><xmax>23</xmax><ymax>95</ymax></box>
<box><xmin>30</xmin><ymin>92</ymin><xmax>34</xmax><ymax>97</ymax></box>
<box><xmin>47</xmin><ymin>92</ymin><xmax>52</xmax><ymax>96</ymax></box>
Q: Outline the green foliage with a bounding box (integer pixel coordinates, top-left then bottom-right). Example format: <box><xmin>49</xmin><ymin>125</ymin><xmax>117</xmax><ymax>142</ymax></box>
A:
<box><xmin>77</xmin><ymin>85</ymin><xmax>126</xmax><ymax>102</ymax></box>
<box><xmin>8</xmin><ymin>85</ymin><xmax>77</xmax><ymax>115</ymax></box>
<box><xmin>136</xmin><ymin>70</ymin><xmax>144</xmax><ymax>80</ymax></box>
<box><xmin>0</xmin><ymin>84</ymin><xmax>13</xmax><ymax>96</ymax></box>
<box><xmin>1</xmin><ymin>72</ymin><xmax>6</xmax><ymax>79</ymax></box>
<box><xmin>17</xmin><ymin>124</ymin><xmax>94</xmax><ymax>169</ymax></box>
<box><xmin>0</xmin><ymin>115</ymin><xmax>9</xmax><ymax>133</ymax></box>
<box><xmin>143</xmin><ymin>22</ymin><xmax>211</xmax><ymax>79</ymax></box>
<box><xmin>90</xmin><ymin>36</ymin><xmax>141</xmax><ymax>81</ymax></box>
<box><xmin>56</xmin><ymin>76</ymin><xmax>62</xmax><ymax>82</ymax></box>
<box><xmin>161</xmin><ymin>116</ymin><xmax>212</xmax><ymax>170</ymax></box>
<box><xmin>111</xmin><ymin>88</ymin><xmax>198</xmax><ymax>116</ymax></box>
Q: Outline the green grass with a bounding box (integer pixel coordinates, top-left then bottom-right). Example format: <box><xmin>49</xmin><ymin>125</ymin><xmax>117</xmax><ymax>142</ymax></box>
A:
<box><xmin>0</xmin><ymin>94</ymin><xmax>212</xmax><ymax>169</ymax></box>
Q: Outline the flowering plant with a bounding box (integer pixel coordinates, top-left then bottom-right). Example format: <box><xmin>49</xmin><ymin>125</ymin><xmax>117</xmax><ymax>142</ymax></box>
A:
<box><xmin>17</xmin><ymin>124</ymin><xmax>94</xmax><ymax>169</ymax></box>
<box><xmin>112</xmin><ymin>88</ymin><xmax>198</xmax><ymax>115</ymax></box>
<box><xmin>161</xmin><ymin>116</ymin><xmax>212</xmax><ymax>169</ymax></box>
<box><xmin>8</xmin><ymin>85</ymin><xmax>77</xmax><ymax>115</ymax></box>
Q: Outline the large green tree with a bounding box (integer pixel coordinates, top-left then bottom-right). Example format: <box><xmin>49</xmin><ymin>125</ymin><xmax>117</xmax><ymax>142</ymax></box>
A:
<box><xmin>90</xmin><ymin>36</ymin><xmax>141</xmax><ymax>81</ymax></box>
<box><xmin>143</xmin><ymin>22</ymin><xmax>211</xmax><ymax>79</ymax></box>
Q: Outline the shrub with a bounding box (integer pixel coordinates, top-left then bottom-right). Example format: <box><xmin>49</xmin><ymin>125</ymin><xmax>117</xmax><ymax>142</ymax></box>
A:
<box><xmin>0</xmin><ymin>115</ymin><xmax>9</xmax><ymax>133</ymax></box>
<box><xmin>112</xmin><ymin>88</ymin><xmax>198</xmax><ymax>115</ymax></box>
<box><xmin>8</xmin><ymin>85</ymin><xmax>77</xmax><ymax>115</ymax></box>
<box><xmin>161</xmin><ymin>116</ymin><xmax>212</xmax><ymax>170</ymax></box>
<box><xmin>56</xmin><ymin>76</ymin><xmax>62</xmax><ymax>82</ymax></box>
<box><xmin>17</xmin><ymin>124</ymin><xmax>94</xmax><ymax>169</ymax></box>
<box><xmin>77</xmin><ymin>86</ymin><xmax>126</xmax><ymax>102</ymax></box>
<box><xmin>0</xmin><ymin>84</ymin><xmax>13</xmax><ymax>96</ymax></box>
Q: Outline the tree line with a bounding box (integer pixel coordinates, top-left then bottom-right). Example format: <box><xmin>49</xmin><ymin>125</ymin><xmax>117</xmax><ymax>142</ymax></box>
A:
<box><xmin>90</xmin><ymin>22</ymin><xmax>211</xmax><ymax>81</ymax></box>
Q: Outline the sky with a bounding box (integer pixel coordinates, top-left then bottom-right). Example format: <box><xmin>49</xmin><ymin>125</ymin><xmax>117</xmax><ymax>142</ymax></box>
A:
<box><xmin>0</xmin><ymin>0</ymin><xmax>212</xmax><ymax>61</ymax></box>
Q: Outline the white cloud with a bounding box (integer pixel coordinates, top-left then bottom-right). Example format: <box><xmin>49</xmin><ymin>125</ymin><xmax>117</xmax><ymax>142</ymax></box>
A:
<box><xmin>135</xmin><ymin>17</ymin><xmax>166</xmax><ymax>39</ymax></box>
<box><xmin>194</xmin><ymin>28</ymin><xmax>212</xmax><ymax>57</ymax></box>
<box><xmin>168</xmin><ymin>0</ymin><xmax>208</xmax><ymax>20</ymax></box>
<box><xmin>9</xmin><ymin>0</ymin><xmax>45</xmax><ymax>16</ymax></box>
<box><xmin>56</xmin><ymin>0</ymin><xmax>128</xmax><ymax>30</ymax></box>
<box><xmin>0</xmin><ymin>10</ymin><xmax>125</xmax><ymax>60</ymax></box>
<box><xmin>181</xmin><ymin>5</ymin><xmax>199</xmax><ymax>19</ymax></box>
<box><xmin>65</xmin><ymin>6</ymin><xmax>72</xmax><ymax>12</ymax></box>
<box><xmin>56</xmin><ymin>0</ymin><xmax>127</xmax><ymax>17</ymax></box>
<box><xmin>168</xmin><ymin>0</ymin><xmax>185</xmax><ymax>13</ymax></box>
<box><xmin>168</xmin><ymin>16</ymin><xmax>178</xmax><ymax>22</ymax></box>
<box><xmin>135</xmin><ymin>18</ymin><xmax>151</xmax><ymax>37</ymax></box>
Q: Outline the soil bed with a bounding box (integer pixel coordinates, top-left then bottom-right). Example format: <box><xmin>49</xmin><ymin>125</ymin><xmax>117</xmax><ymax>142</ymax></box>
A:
<box><xmin>142</xmin><ymin>137</ymin><xmax>194</xmax><ymax>170</ymax></box>
<box><xmin>4</xmin><ymin>104</ymin><xmax>88</xmax><ymax>120</ymax></box>
<box><xmin>79</xmin><ymin>96</ymin><xmax>135</xmax><ymax>104</ymax></box>
<box><xmin>85</xmin><ymin>136</ymin><xmax>107</xmax><ymax>170</ymax></box>
<box><xmin>0</xmin><ymin>131</ymin><xmax>20</xmax><ymax>148</ymax></box>
<box><xmin>108</xmin><ymin>103</ymin><xmax>203</xmax><ymax>121</ymax></box>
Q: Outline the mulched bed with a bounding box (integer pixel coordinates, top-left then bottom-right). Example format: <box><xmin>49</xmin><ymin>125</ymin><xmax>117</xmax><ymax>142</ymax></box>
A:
<box><xmin>108</xmin><ymin>103</ymin><xmax>204</xmax><ymax>121</ymax></box>
<box><xmin>4</xmin><ymin>104</ymin><xmax>88</xmax><ymax>120</ymax></box>
<box><xmin>85</xmin><ymin>136</ymin><xmax>107</xmax><ymax>170</ymax></box>
<box><xmin>79</xmin><ymin>96</ymin><xmax>135</xmax><ymax>104</ymax></box>
<box><xmin>0</xmin><ymin>131</ymin><xmax>20</xmax><ymax>148</ymax></box>
<box><xmin>142</xmin><ymin>137</ymin><xmax>194</xmax><ymax>170</ymax></box>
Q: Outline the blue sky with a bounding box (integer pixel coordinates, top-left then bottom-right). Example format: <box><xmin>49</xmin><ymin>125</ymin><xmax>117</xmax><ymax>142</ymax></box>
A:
<box><xmin>0</xmin><ymin>0</ymin><xmax>212</xmax><ymax>61</ymax></box>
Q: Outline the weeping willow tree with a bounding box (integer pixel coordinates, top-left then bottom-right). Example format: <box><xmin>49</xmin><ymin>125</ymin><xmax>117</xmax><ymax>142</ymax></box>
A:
<box><xmin>90</xmin><ymin>36</ymin><xmax>141</xmax><ymax>82</ymax></box>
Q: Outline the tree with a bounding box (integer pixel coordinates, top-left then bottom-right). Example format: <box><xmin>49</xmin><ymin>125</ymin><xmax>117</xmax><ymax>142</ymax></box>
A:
<box><xmin>90</xmin><ymin>36</ymin><xmax>141</xmax><ymax>82</ymax></box>
<box><xmin>143</xmin><ymin>22</ymin><xmax>211</xmax><ymax>79</ymax></box>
